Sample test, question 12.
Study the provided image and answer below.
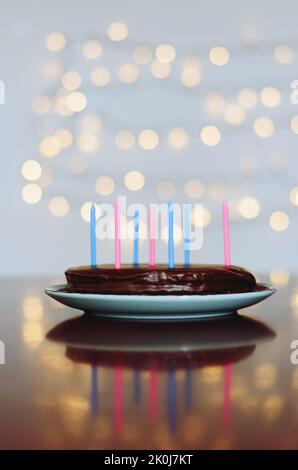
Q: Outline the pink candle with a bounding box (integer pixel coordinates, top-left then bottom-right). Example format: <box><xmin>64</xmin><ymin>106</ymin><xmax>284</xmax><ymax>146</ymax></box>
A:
<box><xmin>114</xmin><ymin>199</ymin><xmax>121</xmax><ymax>269</ymax></box>
<box><xmin>149</xmin><ymin>204</ymin><xmax>156</xmax><ymax>267</ymax></box>
<box><xmin>222</xmin><ymin>201</ymin><xmax>231</xmax><ymax>267</ymax></box>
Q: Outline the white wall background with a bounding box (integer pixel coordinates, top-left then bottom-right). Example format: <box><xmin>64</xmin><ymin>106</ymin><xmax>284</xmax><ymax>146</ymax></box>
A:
<box><xmin>1</xmin><ymin>0</ymin><xmax>298</xmax><ymax>276</ymax></box>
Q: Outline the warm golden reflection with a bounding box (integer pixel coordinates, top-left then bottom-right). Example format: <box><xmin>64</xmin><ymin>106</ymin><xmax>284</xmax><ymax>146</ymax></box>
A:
<box><xmin>22</xmin><ymin>322</ymin><xmax>44</xmax><ymax>348</ymax></box>
<box><xmin>23</xmin><ymin>296</ymin><xmax>43</xmax><ymax>321</ymax></box>
<box><xmin>255</xmin><ymin>364</ymin><xmax>277</xmax><ymax>389</ymax></box>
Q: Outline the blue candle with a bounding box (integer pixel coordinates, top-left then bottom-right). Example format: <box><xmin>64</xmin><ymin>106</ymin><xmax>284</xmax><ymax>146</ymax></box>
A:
<box><xmin>90</xmin><ymin>203</ymin><xmax>97</xmax><ymax>268</ymax></box>
<box><xmin>133</xmin><ymin>210</ymin><xmax>139</xmax><ymax>266</ymax></box>
<box><xmin>168</xmin><ymin>201</ymin><xmax>174</xmax><ymax>268</ymax></box>
<box><xmin>184</xmin><ymin>204</ymin><xmax>191</xmax><ymax>266</ymax></box>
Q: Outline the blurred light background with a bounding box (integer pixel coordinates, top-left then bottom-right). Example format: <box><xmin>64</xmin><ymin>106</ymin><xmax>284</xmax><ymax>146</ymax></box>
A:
<box><xmin>2</xmin><ymin>0</ymin><xmax>298</xmax><ymax>276</ymax></box>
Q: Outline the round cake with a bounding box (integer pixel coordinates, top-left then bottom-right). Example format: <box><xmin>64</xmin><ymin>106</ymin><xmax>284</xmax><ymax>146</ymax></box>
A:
<box><xmin>65</xmin><ymin>264</ymin><xmax>257</xmax><ymax>295</ymax></box>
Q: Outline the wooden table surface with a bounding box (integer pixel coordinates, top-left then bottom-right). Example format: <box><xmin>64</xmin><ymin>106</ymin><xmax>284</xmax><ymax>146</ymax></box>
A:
<box><xmin>0</xmin><ymin>277</ymin><xmax>296</xmax><ymax>449</ymax></box>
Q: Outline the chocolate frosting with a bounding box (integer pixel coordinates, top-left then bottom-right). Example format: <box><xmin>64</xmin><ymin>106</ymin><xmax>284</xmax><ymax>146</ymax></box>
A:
<box><xmin>65</xmin><ymin>264</ymin><xmax>257</xmax><ymax>295</ymax></box>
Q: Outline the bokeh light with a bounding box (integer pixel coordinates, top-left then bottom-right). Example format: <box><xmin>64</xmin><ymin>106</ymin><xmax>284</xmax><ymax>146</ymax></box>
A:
<box><xmin>133</xmin><ymin>46</ymin><xmax>153</xmax><ymax>64</ymax></box>
<box><xmin>168</xmin><ymin>127</ymin><xmax>189</xmax><ymax>150</ymax></box>
<box><xmin>270</xmin><ymin>269</ymin><xmax>290</xmax><ymax>287</ymax></box>
<box><xmin>54</xmin><ymin>128</ymin><xmax>73</xmax><ymax>149</ymax></box>
<box><xmin>238</xmin><ymin>197</ymin><xmax>261</xmax><ymax>219</ymax></box>
<box><xmin>237</xmin><ymin>88</ymin><xmax>258</xmax><ymax>109</ymax></box>
<box><xmin>107</xmin><ymin>22</ymin><xmax>128</xmax><ymax>42</ymax></box>
<box><xmin>191</xmin><ymin>207</ymin><xmax>211</xmax><ymax>227</ymax></box>
<box><xmin>184</xmin><ymin>179</ymin><xmax>204</xmax><ymax>199</ymax></box>
<box><xmin>22</xmin><ymin>183</ymin><xmax>42</xmax><ymax>204</ymax></box>
<box><xmin>290</xmin><ymin>187</ymin><xmax>298</xmax><ymax>206</ymax></box>
<box><xmin>224</xmin><ymin>104</ymin><xmax>246</xmax><ymax>126</ymax></box>
<box><xmin>48</xmin><ymin>196</ymin><xmax>69</xmax><ymax>217</ymax></box>
<box><xmin>274</xmin><ymin>45</ymin><xmax>294</xmax><ymax>64</ymax></box>
<box><xmin>124</xmin><ymin>171</ymin><xmax>145</xmax><ymax>191</ymax></box>
<box><xmin>200</xmin><ymin>125</ymin><xmax>221</xmax><ymax>146</ymax></box>
<box><xmin>118</xmin><ymin>63</ymin><xmax>139</xmax><ymax>84</ymax></box>
<box><xmin>66</xmin><ymin>91</ymin><xmax>87</xmax><ymax>112</ymax></box>
<box><xmin>95</xmin><ymin>176</ymin><xmax>115</xmax><ymax>195</ymax></box>
<box><xmin>39</xmin><ymin>136</ymin><xmax>60</xmax><ymax>158</ymax></box>
<box><xmin>115</xmin><ymin>130</ymin><xmax>135</xmax><ymax>150</ymax></box>
<box><xmin>290</xmin><ymin>115</ymin><xmax>298</xmax><ymax>134</ymax></box>
<box><xmin>45</xmin><ymin>32</ymin><xmax>66</xmax><ymax>52</ymax></box>
<box><xmin>253</xmin><ymin>117</ymin><xmax>274</xmax><ymax>138</ymax></box>
<box><xmin>209</xmin><ymin>46</ymin><xmax>230</xmax><ymax>66</ymax></box>
<box><xmin>76</xmin><ymin>132</ymin><xmax>100</xmax><ymax>153</ymax></box>
<box><xmin>90</xmin><ymin>67</ymin><xmax>111</xmax><ymax>87</ymax></box>
<box><xmin>62</xmin><ymin>70</ymin><xmax>82</xmax><ymax>90</ymax></box>
<box><xmin>21</xmin><ymin>160</ymin><xmax>42</xmax><ymax>181</ymax></box>
<box><xmin>269</xmin><ymin>211</ymin><xmax>289</xmax><ymax>231</ymax></box>
<box><xmin>138</xmin><ymin>129</ymin><xmax>159</xmax><ymax>150</ymax></box>
<box><xmin>180</xmin><ymin>66</ymin><xmax>201</xmax><ymax>87</ymax></box>
<box><xmin>260</xmin><ymin>87</ymin><xmax>281</xmax><ymax>107</ymax></box>
<box><xmin>80</xmin><ymin>113</ymin><xmax>102</xmax><ymax>132</ymax></box>
<box><xmin>150</xmin><ymin>61</ymin><xmax>171</xmax><ymax>79</ymax></box>
<box><xmin>82</xmin><ymin>40</ymin><xmax>102</xmax><ymax>60</ymax></box>
<box><xmin>205</xmin><ymin>92</ymin><xmax>226</xmax><ymax>116</ymax></box>
<box><xmin>155</xmin><ymin>44</ymin><xmax>176</xmax><ymax>64</ymax></box>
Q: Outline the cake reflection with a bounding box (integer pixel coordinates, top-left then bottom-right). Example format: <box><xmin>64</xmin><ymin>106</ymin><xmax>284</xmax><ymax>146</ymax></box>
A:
<box><xmin>47</xmin><ymin>314</ymin><xmax>275</xmax><ymax>436</ymax></box>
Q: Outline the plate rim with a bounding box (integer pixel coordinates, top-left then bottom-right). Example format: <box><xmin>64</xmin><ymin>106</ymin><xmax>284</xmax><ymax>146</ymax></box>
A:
<box><xmin>45</xmin><ymin>283</ymin><xmax>276</xmax><ymax>301</ymax></box>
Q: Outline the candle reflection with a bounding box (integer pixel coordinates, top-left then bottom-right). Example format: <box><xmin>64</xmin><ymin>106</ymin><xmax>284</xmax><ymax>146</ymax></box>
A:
<box><xmin>148</xmin><ymin>368</ymin><xmax>158</xmax><ymax>422</ymax></box>
<box><xmin>223</xmin><ymin>364</ymin><xmax>232</xmax><ymax>429</ymax></box>
<box><xmin>47</xmin><ymin>313</ymin><xmax>275</xmax><ymax>443</ymax></box>
<box><xmin>134</xmin><ymin>369</ymin><xmax>141</xmax><ymax>405</ymax></box>
<box><xmin>91</xmin><ymin>365</ymin><xmax>99</xmax><ymax>416</ymax></box>
<box><xmin>185</xmin><ymin>369</ymin><xmax>192</xmax><ymax>411</ymax></box>
<box><xmin>168</xmin><ymin>369</ymin><xmax>176</xmax><ymax>434</ymax></box>
<box><xmin>114</xmin><ymin>367</ymin><xmax>123</xmax><ymax>436</ymax></box>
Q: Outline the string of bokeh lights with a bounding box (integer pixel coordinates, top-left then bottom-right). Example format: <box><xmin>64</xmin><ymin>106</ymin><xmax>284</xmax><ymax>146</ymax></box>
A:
<box><xmin>20</xmin><ymin>22</ymin><xmax>298</xmax><ymax>254</ymax></box>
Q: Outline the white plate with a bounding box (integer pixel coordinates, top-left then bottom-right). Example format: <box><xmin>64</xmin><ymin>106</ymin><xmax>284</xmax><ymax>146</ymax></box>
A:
<box><xmin>45</xmin><ymin>284</ymin><xmax>276</xmax><ymax>320</ymax></box>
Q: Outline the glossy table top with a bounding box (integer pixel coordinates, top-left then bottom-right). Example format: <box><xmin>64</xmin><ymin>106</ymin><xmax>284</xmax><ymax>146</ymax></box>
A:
<box><xmin>0</xmin><ymin>277</ymin><xmax>297</xmax><ymax>450</ymax></box>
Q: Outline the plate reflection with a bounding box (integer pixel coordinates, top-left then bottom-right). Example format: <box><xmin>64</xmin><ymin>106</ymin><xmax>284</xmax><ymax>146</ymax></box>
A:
<box><xmin>47</xmin><ymin>313</ymin><xmax>275</xmax><ymax>438</ymax></box>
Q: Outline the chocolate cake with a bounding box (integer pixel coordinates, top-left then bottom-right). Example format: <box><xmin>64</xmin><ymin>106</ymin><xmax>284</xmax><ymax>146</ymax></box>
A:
<box><xmin>65</xmin><ymin>264</ymin><xmax>257</xmax><ymax>295</ymax></box>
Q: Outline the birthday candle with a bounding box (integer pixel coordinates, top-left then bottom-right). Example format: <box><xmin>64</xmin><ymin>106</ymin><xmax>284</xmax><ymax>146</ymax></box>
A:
<box><xmin>114</xmin><ymin>199</ymin><xmax>121</xmax><ymax>269</ymax></box>
<box><xmin>133</xmin><ymin>210</ymin><xmax>139</xmax><ymax>267</ymax></box>
<box><xmin>184</xmin><ymin>204</ymin><xmax>191</xmax><ymax>266</ymax></box>
<box><xmin>90</xmin><ymin>203</ymin><xmax>97</xmax><ymax>268</ymax></box>
<box><xmin>168</xmin><ymin>201</ymin><xmax>174</xmax><ymax>269</ymax></box>
<box><xmin>149</xmin><ymin>204</ymin><xmax>156</xmax><ymax>267</ymax></box>
<box><xmin>222</xmin><ymin>201</ymin><xmax>231</xmax><ymax>267</ymax></box>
